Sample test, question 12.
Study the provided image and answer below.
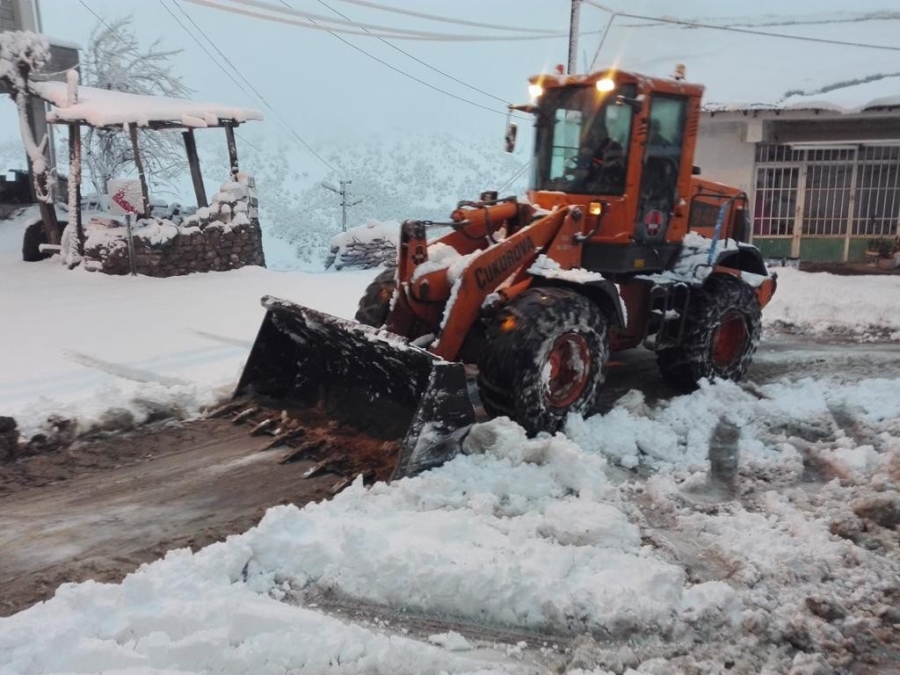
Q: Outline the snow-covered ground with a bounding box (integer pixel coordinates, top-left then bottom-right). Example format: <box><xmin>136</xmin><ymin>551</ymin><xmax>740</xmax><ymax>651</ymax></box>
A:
<box><xmin>764</xmin><ymin>267</ymin><xmax>900</xmax><ymax>341</ymax></box>
<box><xmin>1</xmin><ymin>209</ymin><xmax>899</xmax><ymax>673</ymax></box>
<box><xmin>0</xmin><ymin>209</ymin><xmax>374</xmax><ymax>435</ymax></box>
<box><xmin>2</xmin><ymin>209</ymin><xmax>898</xmax><ymax>438</ymax></box>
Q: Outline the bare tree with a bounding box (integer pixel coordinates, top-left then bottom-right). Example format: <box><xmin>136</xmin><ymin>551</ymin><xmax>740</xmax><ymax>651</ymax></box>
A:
<box><xmin>81</xmin><ymin>16</ymin><xmax>193</xmax><ymax>197</ymax></box>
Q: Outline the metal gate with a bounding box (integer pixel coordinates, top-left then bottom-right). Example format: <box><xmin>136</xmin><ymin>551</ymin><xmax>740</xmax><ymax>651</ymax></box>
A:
<box><xmin>752</xmin><ymin>144</ymin><xmax>900</xmax><ymax>261</ymax></box>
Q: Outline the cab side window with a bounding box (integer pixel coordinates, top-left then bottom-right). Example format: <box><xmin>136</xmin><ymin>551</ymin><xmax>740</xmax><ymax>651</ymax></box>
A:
<box><xmin>644</xmin><ymin>96</ymin><xmax>686</xmax><ymax>208</ymax></box>
<box><xmin>638</xmin><ymin>95</ymin><xmax>687</xmax><ymax>239</ymax></box>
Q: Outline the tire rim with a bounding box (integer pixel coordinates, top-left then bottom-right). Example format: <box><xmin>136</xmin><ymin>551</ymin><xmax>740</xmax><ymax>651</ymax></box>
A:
<box><xmin>711</xmin><ymin>311</ymin><xmax>749</xmax><ymax>369</ymax></box>
<box><xmin>543</xmin><ymin>333</ymin><xmax>592</xmax><ymax>409</ymax></box>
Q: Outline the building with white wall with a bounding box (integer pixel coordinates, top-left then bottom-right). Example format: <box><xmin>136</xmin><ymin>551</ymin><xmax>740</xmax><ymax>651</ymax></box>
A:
<box><xmin>696</xmin><ymin>102</ymin><xmax>900</xmax><ymax>263</ymax></box>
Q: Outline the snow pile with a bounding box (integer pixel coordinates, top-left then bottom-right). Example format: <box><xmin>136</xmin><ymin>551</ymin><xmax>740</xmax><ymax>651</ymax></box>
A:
<box><xmin>2</xmin><ymin>374</ymin><xmax>897</xmax><ymax>672</ymax></box>
<box><xmin>182</xmin><ymin>173</ymin><xmax>257</xmax><ymax>233</ymax></box>
<box><xmin>234</xmin><ymin>420</ymin><xmax>726</xmax><ymax>639</ymax></box>
<box><xmin>764</xmin><ymin>267</ymin><xmax>900</xmax><ymax>339</ymax></box>
<box><xmin>135</xmin><ymin>218</ymin><xmax>180</xmax><ymax>246</ymax></box>
<box><xmin>566</xmin><ymin>376</ymin><xmax>900</xmax><ymax>474</ymax></box>
<box><xmin>0</xmin><ymin>546</ymin><xmax>509</xmax><ymax>675</ymax></box>
<box><xmin>327</xmin><ymin>219</ymin><xmax>399</xmax><ymax>270</ymax></box>
<box><xmin>81</xmin><ymin>218</ymin><xmax>126</xmax><ymax>256</ymax></box>
<box><xmin>0</xmin><ymin>418</ymin><xmax>747</xmax><ymax>672</ymax></box>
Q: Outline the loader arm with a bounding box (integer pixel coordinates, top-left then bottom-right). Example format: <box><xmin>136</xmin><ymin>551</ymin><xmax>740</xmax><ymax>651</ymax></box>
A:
<box><xmin>431</xmin><ymin>206</ymin><xmax>582</xmax><ymax>360</ymax></box>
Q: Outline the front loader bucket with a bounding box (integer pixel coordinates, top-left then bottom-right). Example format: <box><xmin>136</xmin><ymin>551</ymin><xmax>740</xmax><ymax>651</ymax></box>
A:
<box><xmin>235</xmin><ymin>296</ymin><xmax>476</xmax><ymax>480</ymax></box>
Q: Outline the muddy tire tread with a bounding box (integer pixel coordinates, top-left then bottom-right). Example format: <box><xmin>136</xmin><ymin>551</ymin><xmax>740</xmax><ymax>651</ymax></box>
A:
<box><xmin>478</xmin><ymin>287</ymin><xmax>608</xmax><ymax>435</ymax></box>
<box><xmin>354</xmin><ymin>268</ymin><xmax>397</xmax><ymax>327</ymax></box>
<box><xmin>657</xmin><ymin>275</ymin><xmax>762</xmax><ymax>390</ymax></box>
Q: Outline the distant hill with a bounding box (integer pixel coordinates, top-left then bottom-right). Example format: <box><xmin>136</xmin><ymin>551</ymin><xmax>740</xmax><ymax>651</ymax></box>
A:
<box><xmin>229</xmin><ymin>131</ymin><xmax>529</xmax><ymax>268</ymax></box>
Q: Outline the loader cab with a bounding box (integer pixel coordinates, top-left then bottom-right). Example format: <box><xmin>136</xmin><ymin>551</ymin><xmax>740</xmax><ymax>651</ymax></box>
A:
<box><xmin>532</xmin><ymin>82</ymin><xmax>637</xmax><ymax>197</ymax></box>
<box><xmin>525</xmin><ymin>69</ymin><xmax>704</xmax><ymax>272</ymax></box>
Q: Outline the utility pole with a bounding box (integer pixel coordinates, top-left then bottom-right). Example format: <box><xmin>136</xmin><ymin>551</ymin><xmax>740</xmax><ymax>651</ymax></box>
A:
<box><xmin>567</xmin><ymin>0</ymin><xmax>581</xmax><ymax>74</ymax></box>
<box><xmin>321</xmin><ymin>179</ymin><xmax>363</xmax><ymax>232</ymax></box>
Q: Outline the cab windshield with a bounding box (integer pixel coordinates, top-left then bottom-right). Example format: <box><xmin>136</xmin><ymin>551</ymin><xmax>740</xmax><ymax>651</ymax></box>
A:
<box><xmin>532</xmin><ymin>84</ymin><xmax>635</xmax><ymax>195</ymax></box>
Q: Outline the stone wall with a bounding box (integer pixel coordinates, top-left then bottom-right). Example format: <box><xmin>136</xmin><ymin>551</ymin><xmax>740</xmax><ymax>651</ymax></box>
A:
<box><xmin>86</xmin><ymin>219</ymin><xmax>266</xmax><ymax>277</ymax></box>
<box><xmin>327</xmin><ymin>237</ymin><xmax>397</xmax><ymax>270</ymax></box>
<box><xmin>326</xmin><ymin>219</ymin><xmax>400</xmax><ymax>270</ymax></box>
<box><xmin>81</xmin><ymin>175</ymin><xmax>266</xmax><ymax>277</ymax></box>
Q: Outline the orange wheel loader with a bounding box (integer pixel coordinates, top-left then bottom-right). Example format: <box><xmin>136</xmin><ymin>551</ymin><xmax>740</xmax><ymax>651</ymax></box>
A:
<box><xmin>234</xmin><ymin>68</ymin><xmax>777</xmax><ymax>483</ymax></box>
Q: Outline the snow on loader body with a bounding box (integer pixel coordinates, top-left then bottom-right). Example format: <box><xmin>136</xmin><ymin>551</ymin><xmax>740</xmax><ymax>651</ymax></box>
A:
<box><xmin>232</xmin><ymin>66</ymin><xmax>778</xmax><ymax>486</ymax></box>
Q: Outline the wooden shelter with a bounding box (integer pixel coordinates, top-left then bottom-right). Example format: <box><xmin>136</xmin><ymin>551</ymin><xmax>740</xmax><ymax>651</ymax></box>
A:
<box><xmin>30</xmin><ymin>77</ymin><xmax>263</xmax><ymax>251</ymax></box>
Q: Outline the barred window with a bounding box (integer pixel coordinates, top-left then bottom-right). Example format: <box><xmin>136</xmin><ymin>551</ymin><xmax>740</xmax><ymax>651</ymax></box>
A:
<box><xmin>754</xmin><ymin>143</ymin><xmax>900</xmax><ymax>240</ymax></box>
<box><xmin>853</xmin><ymin>160</ymin><xmax>900</xmax><ymax>237</ymax></box>
<box><xmin>754</xmin><ymin>167</ymin><xmax>797</xmax><ymax>236</ymax></box>
<box><xmin>803</xmin><ymin>164</ymin><xmax>852</xmax><ymax>236</ymax></box>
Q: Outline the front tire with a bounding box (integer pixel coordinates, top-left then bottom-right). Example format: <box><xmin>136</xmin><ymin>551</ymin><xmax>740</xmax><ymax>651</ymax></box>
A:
<box><xmin>657</xmin><ymin>275</ymin><xmax>761</xmax><ymax>389</ymax></box>
<box><xmin>354</xmin><ymin>267</ymin><xmax>396</xmax><ymax>327</ymax></box>
<box><xmin>478</xmin><ymin>287</ymin><xmax>609</xmax><ymax>435</ymax></box>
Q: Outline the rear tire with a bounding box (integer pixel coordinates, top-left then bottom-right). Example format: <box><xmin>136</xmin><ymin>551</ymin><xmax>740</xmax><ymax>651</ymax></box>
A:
<box><xmin>22</xmin><ymin>220</ymin><xmax>50</xmax><ymax>262</ymax></box>
<box><xmin>657</xmin><ymin>275</ymin><xmax>761</xmax><ymax>389</ymax></box>
<box><xmin>478</xmin><ymin>287</ymin><xmax>608</xmax><ymax>435</ymax></box>
<box><xmin>354</xmin><ymin>267</ymin><xmax>396</xmax><ymax>327</ymax></box>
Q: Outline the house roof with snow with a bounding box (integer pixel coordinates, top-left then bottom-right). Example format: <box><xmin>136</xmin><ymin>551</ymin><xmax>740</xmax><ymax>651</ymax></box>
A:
<box><xmin>31</xmin><ymin>80</ymin><xmax>263</xmax><ymax>129</ymax></box>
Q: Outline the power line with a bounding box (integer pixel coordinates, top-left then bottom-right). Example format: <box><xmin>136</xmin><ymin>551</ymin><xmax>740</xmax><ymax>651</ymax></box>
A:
<box><xmin>589</xmin><ymin>12</ymin><xmax>617</xmax><ymax>70</ymax></box>
<box><xmin>230</xmin><ymin>0</ymin><xmax>558</xmax><ymax>38</ymax></box>
<box><xmin>291</xmin><ymin>0</ymin><xmax>532</xmax><ymax>194</ymax></box>
<box><xmin>310</xmin><ymin>0</ymin><xmax>509</xmax><ymax>106</ymax></box>
<box><xmin>234</xmin><ymin>129</ymin><xmax>261</xmax><ymax>153</ymax></box>
<box><xmin>275</xmin><ymin>0</ymin><xmax>526</xmax><ymax>120</ymax></box>
<box><xmin>183</xmin><ymin>0</ymin><xmax>585</xmax><ymax>42</ymax></box>
<box><xmin>331</xmin><ymin>0</ymin><xmax>558</xmax><ymax>34</ymax></box>
<box><xmin>159</xmin><ymin>0</ymin><xmax>338</xmax><ymax>173</ymax></box>
<box><xmin>583</xmin><ymin>1</ymin><xmax>900</xmax><ymax>54</ymax></box>
<box><xmin>497</xmin><ymin>161</ymin><xmax>531</xmax><ymax>193</ymax></box>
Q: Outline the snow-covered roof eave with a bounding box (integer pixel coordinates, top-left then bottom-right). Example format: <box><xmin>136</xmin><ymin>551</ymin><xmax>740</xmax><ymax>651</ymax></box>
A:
<box><xmin>30</xmin><ymin>80</ymin><xmax>263</xmax><ymax>129</ymax></box>
<box><xmin>46</xmin><ymin>35</ymin><xmax>82</xmax><ymax>51</ymax></box>
<box><xmin>703</xmin><ymin>96</ymin><xmax>900</xmax><ymax>117</ymax></box>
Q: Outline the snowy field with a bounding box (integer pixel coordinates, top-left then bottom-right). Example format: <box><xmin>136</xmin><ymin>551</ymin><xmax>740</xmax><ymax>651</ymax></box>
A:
<box><xmin>2</xmin><ymin>208</ymin><xmax>899</xmax><ymax>437</ymax></box>
<box><xmin>1</xmin><ymin>211</ymin><xmax>899</xmax><ymax>673</ymax></box>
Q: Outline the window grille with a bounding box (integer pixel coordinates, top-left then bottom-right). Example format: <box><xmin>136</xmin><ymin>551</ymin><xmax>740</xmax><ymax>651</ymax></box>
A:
<box><xmin>853</xmin><ymin>147</ymin><xmax>900</xmax><ymax>237</ymax></box>
<box><xmin>803</xmin><ymin>163</ymin><xmax>852</xmax><ymax>236</ymax></box>
<box><xmin>754</xmin><ymin>143</ymin><xmax>900</xmax><ymax>244</ymax></box>
<box><xmin>753</xmin><ymin>166</ymin><xmax>798</xmax><ymax>236</ymax></box>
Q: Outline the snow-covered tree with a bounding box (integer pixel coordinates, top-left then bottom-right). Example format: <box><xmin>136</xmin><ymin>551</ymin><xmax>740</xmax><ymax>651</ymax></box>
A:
<box><xmin>0</xmin><ymin>30</ymin><xmax>60</xmax><ymax>242</ymax></box>
<box><xmin>81</xmin><ymin>16</ymin><xmax>192</xmax><ymax>196</ymax></box>
<box><xmin>260</xmin><ymin>131</ymin><xmax>528</xmax><ymax>267</ymax></box>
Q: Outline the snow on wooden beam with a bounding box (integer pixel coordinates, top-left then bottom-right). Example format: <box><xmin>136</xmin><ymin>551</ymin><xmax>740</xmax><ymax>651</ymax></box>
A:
<box><xmin>31</xmin><ymin>80</ymin><xmax>263</xmax><ymax>129</ymax></box>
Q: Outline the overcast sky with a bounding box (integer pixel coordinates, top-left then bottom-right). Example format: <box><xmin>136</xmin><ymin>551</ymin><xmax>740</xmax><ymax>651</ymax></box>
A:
<box><xmin>4</xmin><ymin>0</ymin><xmax>900</xmax><ymax>177</ymax></box>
